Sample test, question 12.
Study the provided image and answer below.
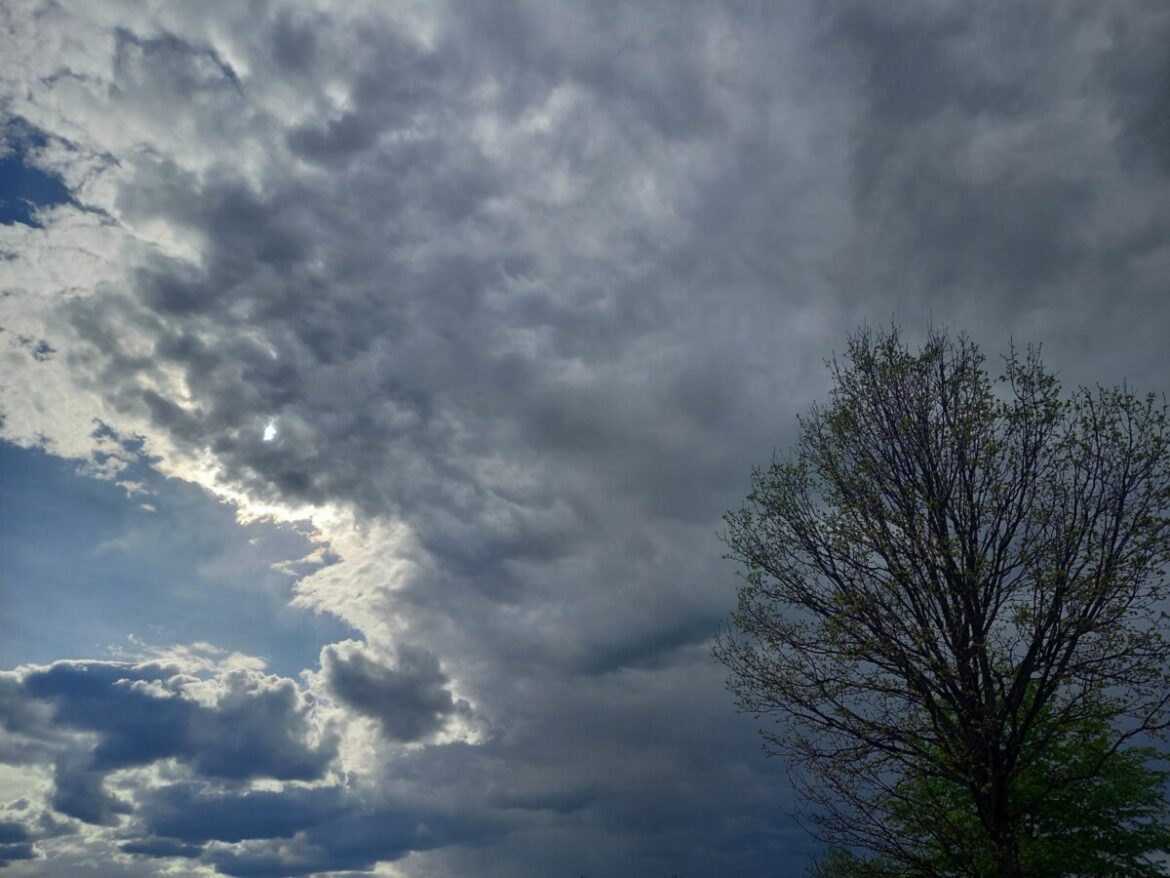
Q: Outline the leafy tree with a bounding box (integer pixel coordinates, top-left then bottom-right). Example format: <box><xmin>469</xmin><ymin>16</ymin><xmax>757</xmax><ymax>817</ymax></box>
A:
<box><xmin>810</xmin><ymin>710</ymin><xmax>1170</xmax><ymax>877</ymax></box>
<box><xmin>714</xmin><ymin>327</ymin><xmax>1170</xmax><ymax>878</ymax></box>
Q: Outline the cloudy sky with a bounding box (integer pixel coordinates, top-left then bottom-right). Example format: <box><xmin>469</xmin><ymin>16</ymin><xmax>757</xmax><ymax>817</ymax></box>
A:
<box><xmin>1</xmin><ymin>2</ymin><xmax>1169</xmax><ymax>875</ymax></box>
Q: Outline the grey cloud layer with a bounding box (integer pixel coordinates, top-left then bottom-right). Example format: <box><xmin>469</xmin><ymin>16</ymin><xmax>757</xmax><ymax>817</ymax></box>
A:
<box><xmin>3</xmin><ymin>1</ymin><xmax>1170</xmax><ymax>876</ymax></box>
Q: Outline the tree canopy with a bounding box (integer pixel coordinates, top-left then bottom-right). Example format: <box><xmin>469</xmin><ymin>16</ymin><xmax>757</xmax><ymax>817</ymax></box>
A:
<box><xmin>715</xmin><ymin>327</ymin><xmax>1170</xmax><ymax>878</ymax></box>
<box><xmin>811</xmin><ymin>709</ymin><xmax>1170</xmax><ymax>878</ymax></box>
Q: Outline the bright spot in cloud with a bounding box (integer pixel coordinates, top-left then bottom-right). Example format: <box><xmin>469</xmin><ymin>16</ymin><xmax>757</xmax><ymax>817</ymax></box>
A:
<box><xmin>263</xmin><ymin>419</ymin><xmax>278</xmax><ymax>442</ymax></box>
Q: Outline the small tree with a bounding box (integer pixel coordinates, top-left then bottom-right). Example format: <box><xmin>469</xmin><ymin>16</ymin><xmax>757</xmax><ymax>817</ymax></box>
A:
<box><xmin>715</xmin><ymin>327</ymin><xmax>1170</xmax><ymax>878</ymax></box>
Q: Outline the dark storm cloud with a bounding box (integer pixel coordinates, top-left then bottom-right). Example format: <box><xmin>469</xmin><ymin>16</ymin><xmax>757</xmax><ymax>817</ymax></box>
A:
<box><xmin>0</xmin><ymin>821</ymin><xmax>35</xmax><ymax>867</ymax></box>
<box><xmin>371</xmin><ymin>661</ymin><xmax>805</xmax><ymax>878</ymax></box>
<box><xmin>1097</xmin><ymin>3</ymin><xmax>1170</xmax><ymax>175</ymax></box>
<box><xmin>0</xmin><ymin>822</ymin><xmax>31</xmax><ymax>844</ymax></box>
<box><xmin>820</xmin><ymin>1</ymin><xmax>1170</xmax><ymax>382</ymax></box>
<box><xmin>130</xmin><ymin>781</ymin><xmax>493</xmax><ymax>877</ymax></box>
<box><xmin>50</xmin><ymin>754</ymin><xmax>132</xmax><ymax>825</ymax></box>
<box><xmin>323</xmin><ymin>642</ymin><xmax>470</xmax><ymax>742</ymax></box>
<box><xmin>285</xmin><ymin>32</ymin><xmax>436</xmax><ymax>166</ymax></box>
<box><xmin>140</xmin><ymin>783</ymin><xmax>347</xmax><ymax>844</ymax></box>
<box><xmin>834</xmin><ymin>3</ymin><xmax>1097</xmax><ymax>291</ymax></box>
<box><xmin>0</xmin><ymin>844</ymin><xmax>36</xmax><ymax>867</ymax></box>
<box><xmin>202</xmin><ymin>808</ymin><xmax>492</xmax><ymax>878</ymax></box>
<box><xmin>85</xmin><ymin>0</ymin><xmax>1170</xmax><ymax>564</ymax></box>
<box><xmin>118</xmin><ymin>838</ymin><xmax>202</xmax><ymax>860</ymax></box>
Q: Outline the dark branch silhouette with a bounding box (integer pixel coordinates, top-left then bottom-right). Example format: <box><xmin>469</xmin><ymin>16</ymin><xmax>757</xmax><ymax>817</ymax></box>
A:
<box><xmin>715</xmin><ymin>326</ymin><xmax>1170</xmax><ymax>878</ymax></box>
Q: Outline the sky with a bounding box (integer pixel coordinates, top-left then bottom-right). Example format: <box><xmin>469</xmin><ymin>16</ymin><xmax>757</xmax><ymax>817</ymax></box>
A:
<box><xmin>1</xmin><ymin>2</ymin><xmax>1169</xmax><ymax>876</ymax></box>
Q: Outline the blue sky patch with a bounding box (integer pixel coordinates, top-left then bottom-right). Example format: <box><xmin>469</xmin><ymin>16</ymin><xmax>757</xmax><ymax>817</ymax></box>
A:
<box><xmin>0</xmin><ymin>442</ymin><xmax>354</xmax><ymax>675</ymax></box>
<box><xmin>0</xmin><ymin>125</ymin><xmax>71</xmax><ymax>227</ymax></box>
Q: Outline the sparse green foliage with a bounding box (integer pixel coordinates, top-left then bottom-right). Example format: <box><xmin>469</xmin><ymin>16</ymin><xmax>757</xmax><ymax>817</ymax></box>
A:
<box><xmin>814</xmin><ymin>710</ymin><xmax>1170</xmax><ymax>877</ymax></box>
<box><xmin>715</xmin><ymin>327</ymin><xmax>1170</xmax><ymax>878</ymax></box>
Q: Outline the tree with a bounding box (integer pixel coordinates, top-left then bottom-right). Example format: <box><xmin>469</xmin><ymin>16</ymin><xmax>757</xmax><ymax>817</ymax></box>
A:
<box><xmin>810</xmin><ymin>710</ymin><xmax>1170</xmax><ymax>878</ymax></box>
<box><xmin>897</xmin><ymin>713</ymin><xmax>1170</xmax><ymax>878</ymax></box>
<box><xmin>714</xmin><ymin>327</ymin><xmax>1170</xmax><ymax>878</ymax></box>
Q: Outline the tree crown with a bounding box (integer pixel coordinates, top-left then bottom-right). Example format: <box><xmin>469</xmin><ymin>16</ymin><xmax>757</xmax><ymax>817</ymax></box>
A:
<box><xmin>716</xmin><ymin>326</ymin><xmax>1170</xmax><ymax>877</ymax></box>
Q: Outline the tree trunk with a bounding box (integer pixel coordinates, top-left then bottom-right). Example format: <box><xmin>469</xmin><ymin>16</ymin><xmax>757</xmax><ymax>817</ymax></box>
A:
<box><xmin>994</xmin><ymin>830</ymin><xmax>1023</xmax><ymax>878</ymax></box>
<box><xmin>984</xmin><ymin>775</ymin><xmax>1023</xmax><ymax>878</ymax></box>
<box><xmin>997</xmin><ymin>854</ymin><xmax>1023</xmax><ymax>878</ymax></box>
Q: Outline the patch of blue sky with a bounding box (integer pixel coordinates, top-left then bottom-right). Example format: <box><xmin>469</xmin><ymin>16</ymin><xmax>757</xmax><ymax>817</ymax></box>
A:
<box><xmin>0</xmin><ymin>124</ymin><xmax>71</xmax><ymax>227</ymax></box>
<box><xmin>0</xmin><ymin>442</ymin><xmax>356</xmax><ymax>675</ymax></box>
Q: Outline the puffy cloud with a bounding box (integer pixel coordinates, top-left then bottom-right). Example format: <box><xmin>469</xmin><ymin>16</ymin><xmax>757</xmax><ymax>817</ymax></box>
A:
<box><xmin>0</xmin><ymin>647</ymin><xmax>495</xmax><ymax>874</ymax></box>
<box><xmin>20</xmin><ymin>660</ymin><xmax>335</xmax><ymax>786</ymax></box>
<box><xmin>3</xmin><ymin>657</ymin><xmax>336</xmax><ymax>835</ymax></box>
<box><xmin>322</xmin><ymin>642</ymin><xmax>471</xmax><ymax>743</ymax></box>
